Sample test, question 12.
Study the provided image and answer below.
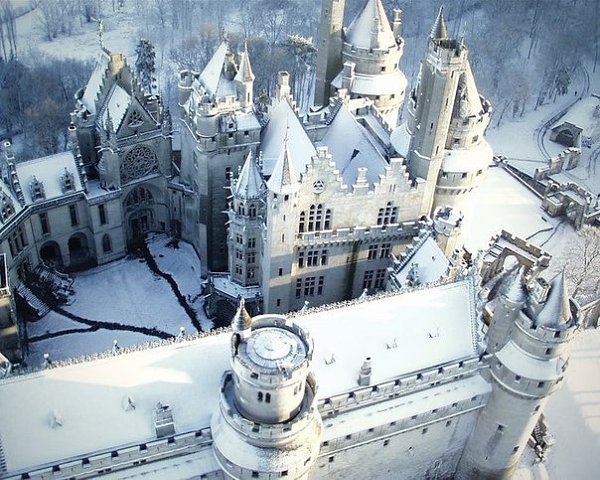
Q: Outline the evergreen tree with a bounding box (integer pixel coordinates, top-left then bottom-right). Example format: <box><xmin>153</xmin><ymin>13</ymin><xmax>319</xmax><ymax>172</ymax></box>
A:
<box><xmin>135</xmin><ymin>38</ymin><xmax>156</xmax><ymax>95</ymax></box>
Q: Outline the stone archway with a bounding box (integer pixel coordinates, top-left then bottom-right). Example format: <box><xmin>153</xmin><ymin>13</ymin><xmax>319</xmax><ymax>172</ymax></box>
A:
<box><xmin>68</xmin><ymin>233</ymin><xmax>91</xmax><ymax>268</ymax></box>
<box><xmin>40</xmin><ymin>241</ymin><xmax>63</xmax><ymax>267</ymax></box>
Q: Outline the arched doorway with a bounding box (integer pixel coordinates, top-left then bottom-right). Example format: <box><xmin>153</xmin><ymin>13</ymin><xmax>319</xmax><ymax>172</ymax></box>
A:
<box><xmin>68</xmin><ymin>233</ymin><xmax>90</xmax><ymax>267</ymax></box>
<box><xmin>124</xmin><ymin>185</ymin><xmax>158</xmax><ymax>244</ymax></box>
<box><xmin>40</xmin><ymin>241</ymin><xmax>63</xmax><ymax>267</ymax></box>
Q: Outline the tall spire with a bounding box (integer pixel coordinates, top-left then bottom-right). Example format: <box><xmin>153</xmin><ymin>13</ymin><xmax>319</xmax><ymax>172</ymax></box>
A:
<box><xmin>231</xmin><ymin>298</ymin><xmax>253</xmax><ymax>333</ymax></box>
<box><xmin>234</xmin><ymin>42</ymin><xmax>255</xmax><ymax>83</ymax></box>
<box><xmin>430</xmin><ymin>6</ymin><xmax>448</xmax><ymax>40</ymax></box>
<box><xmin>534</xmin><ymin>272</ymin><xmax>572</xmax><ymax>328</ymax></box>
<box><xmin>266</xmin><ymin>128</ymin><xmax>300</xmax><ymax>194</ymax></box>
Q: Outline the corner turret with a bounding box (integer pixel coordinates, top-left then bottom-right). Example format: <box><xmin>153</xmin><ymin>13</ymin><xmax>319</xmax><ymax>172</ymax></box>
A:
<box><xmin>457</xmin><ymin>270</ymin><xmax>580</xmax><ymax>479</ymax></box>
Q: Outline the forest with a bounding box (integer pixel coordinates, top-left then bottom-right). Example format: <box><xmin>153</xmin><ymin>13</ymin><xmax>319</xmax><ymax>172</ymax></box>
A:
<box><xmin>0</xmin><ymin>0</ymin><xmax>598</xmax><ymax>159</ymax></box>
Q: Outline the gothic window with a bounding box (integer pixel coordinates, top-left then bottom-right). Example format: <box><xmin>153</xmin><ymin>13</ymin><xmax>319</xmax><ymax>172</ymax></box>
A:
<box><xmin>317</xmin><ymin>276</ymin><xmax>324</xmax><ymax>295</ymax></box>
<box><xmin>324</xmin><ymin>209</ymin><xmax>332</xmax><ymax>230</ymax></box>
<box><xmin>127</xmin><ymin>110</ymin><xmax>144</xmax><ymax>128</ymax></box>
<box><xmin>30</xmin><ymin>176</ymin><xmax>45</xmax><ymax>201</ymax></box>
<box><xmin>99</xmin><ymin>204</ymin><xmax>108</xmax><ymax>225</ymax></box>
<box><xmin>247</xmin><ymin>253</ymin><xmax>256</xmax><ymax>264</ymax></box>
<box><xmin>60</xmin><ymin>168</ymin><xmax>75</xmax><ymax>193</ymax></box>
<box><xmin>307</xmin><ymin>250</ymin><xmax>319</xmax><ymax>267</ymax></box>
<box><xmin>247</xmin><ymin>268</ymin><xmax>255</xmax><ymax>279</ymax></box>
<box><xmin>377</xmin><ymin>202</ymin><xmax>398</xmax><ymax>225</ymax></box>
<box><xmin>368</xmin><ymin>245</ymin><xmax>378</xmax><ymax>260</ymax></box>
<box><xmin>321</xmin><ymin>249</ymin><xmax>328</xmax><ymax>266</ymax></box>
<box><xmin>0</xmin><ymin>194</ymin><xmax>15</xmax><ymax>222</ymax></box>
<box><xmin>248</xmin><ymin>204</ymin><xmax>257</xmax><ymax>218</ymax></box>
<box><xmin>8</xmin><ymin>226</ymin><xmax>28</xmax><ymax>257</ymax></box>
<box><xmin>238</xmin><ymin>203</ymin><xmax>245</xmax><ymax>215</ymax></box>
<box><xmin>298</xmin><ymin>251</ymin><xmax>304</xmax><ymax>268</ymax></box>
<box><xmin>102</xmin><ymin>234</ymin><xmax>112</xmax><ymax>253</ymax></box>
<box><xmin>69</xmin><ymin>205</ymin><xmax>78</xmax><ymax>226</ymax></box>
<box><xmin>120</xmin><ymin>145</ymin><xmax>159</xmax><ymax>184</ymax></box>
<box><xmin>299</xmin><ymin>211</ymin><xmax>306</xmax><ymax>233</ymax></box>
<box><xmin>125</xmin><ymin>186</ymin><xmax>155</xmax><ymax>212</ymax></box>
<box><xmin>304</xmin><ymin>276</ymin><xmax>316</xmax><ymax>296</ymax></box>
<box><xmin>247</xmin><ymin>237</ymin><xmax>256</xmax><ymax>248</ymax></box>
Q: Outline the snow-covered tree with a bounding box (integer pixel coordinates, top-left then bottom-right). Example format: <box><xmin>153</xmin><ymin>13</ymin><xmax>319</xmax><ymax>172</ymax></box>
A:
<box><xmin>135</xmin><ymin>38</ymin><xmax>157</xmax><ymax>95</ymax></box>
<box><xmin>561</xmin><ymin>225</ymin><xmax>600</xmax><ymax>305</ymax></box>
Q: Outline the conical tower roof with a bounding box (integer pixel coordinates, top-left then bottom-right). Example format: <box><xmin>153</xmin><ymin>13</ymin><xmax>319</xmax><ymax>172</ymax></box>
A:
<box><xmin>234</xmin><ymin>43</ymin><xmax>255</xmax><ymax>83</ymax></box>
<box><xmin>499</xmin><ymin>267</ymin><xmax>528</xmax><ymax>304</ymax></box>
<box><xmin>345</xmin><ymin>0</ymin><xmax>396</xmax><ymax>50</ymax></box>
<box><xmin>266</xmin><ymin>132</ymin><xmax>300</xmax><ymax>194</ymax></box>
<box><xmin>232</xmin><ymin>298</ymin><xmax>252</xmax><ymax>333</ymax></box>
<box><xmin>233</xmin><ymin>153</ymin><xmax>265</xmax><ymax>199</ymax></box>
<box><xmin>430</xmin><ymin>6</ymin><xmax>448</xmax><ymax>40</ymax></box>
<box><xmin>534</xmin><ymin>272</ymin><xmax>572</xmax><ymax>328</ymax></box>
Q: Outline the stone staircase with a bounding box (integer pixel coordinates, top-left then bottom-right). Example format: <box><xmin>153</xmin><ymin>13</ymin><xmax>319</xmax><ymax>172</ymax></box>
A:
<box><xmin>15</xmin><ymin>283</ymin><xmax>50</xmax><ymax>318</ymax></box>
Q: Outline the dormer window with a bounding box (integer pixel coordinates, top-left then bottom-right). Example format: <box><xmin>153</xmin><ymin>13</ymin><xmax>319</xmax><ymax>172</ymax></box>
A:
<box><xmin>30</xmin><ymin>176</ymin><xmax>45</xmax><ymax>201</ymax></box>
<box><xmin>60</xmin><ymin>168</ymin><xmax>75</xmax><ymax>193</ymax></box>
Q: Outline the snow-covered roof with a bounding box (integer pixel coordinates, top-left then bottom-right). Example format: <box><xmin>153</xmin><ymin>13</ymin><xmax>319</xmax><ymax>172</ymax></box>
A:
<box><xmin>552</xmin><ymin>95</ymin><xmax>600</xmax><ymax>134</ymax></box>
<box><xmin>460</xmin><ymin>62</ymin><xmax>485</xmax><ymax>117</ymax></box>
<box><xmin>389</xmin><ymin>234</ymin><xmax>450</xmax><ymax>289</ymax></box>
<box><xmin>332</xmin><ymin>70</ymin><xmax>407</xmax><ymax>97</ymax></box>
<box><xmin>81</xmin><ymin>51</ymin><xmax>110</xmax><ymax>115</ymax></box>
<box><xmin>319</xmin><ymin>104</ymin><xmax>387</xmax><ymax>187</ymax></box>
<box><xmin>261</xmin><ymin>99</ymin><xmax>315</xmax><ymax>177</ymax></box>
<box><xmin>15</xmin><ymin>152</ymin><xmax>83</xmax><ymax>204</ymax></box>
<box><xmin>233</xmin><ymin>153</ymin><xmax>264</xmax><ymax>199</ymax></box>
<box><xmin>199</xmin><ymin>42</ymin><xmax>237</xmax><ymax>99</ymax></box>
<box><xmin>390</xmin><ymin>121</ymin><xmax>411</xmax><ymax>157</ymax></box>
<box><xmin>266</xmin><ymin>138</ymin><xmax>300</xmax><ymax>194</ymax></box>
<box><xmin>441</xmin><ymin>139</ymin><xmax>493</xmax><ymax>174</ymax></box>
<box><xmin>345</xmin><ymin>0</ymin><xmax>396</xmax><ymax>50</ymax></box>
<box><xmin>99</xmin><ymin>84</ymin><xmax>132</xmax><ymax>133</ymax></box>
<box><xmin>235</xmin><ymin>111</ymin><xmax>260</xmax><ymax>131</ymax></box>
<box><xmin>430</xmin><ymin>6</ymin><xmax>448</xmax><ymax>39</ymax></box>
<box><xmin>234</xmin><ymin>48</ymin><xmax>254</xmax><ymax>83</ymax></box>
<box><xmin>533</xmin><ymin>273</ymin><xmax>572</xmax><ymax>328</ymax></box>
<box><xmin>0</xmin><ymin>279</ymin><xmax>480</xmax><ymax>473</ymax></box>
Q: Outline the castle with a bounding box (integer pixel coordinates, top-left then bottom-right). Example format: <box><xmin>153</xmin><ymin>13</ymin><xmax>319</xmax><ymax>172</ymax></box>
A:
<box><xmin>0</xmin><ymin>231</ymin><xmax>582</xmax><ymax>479</ymax></box>
<box><xmin>0</xmin><ymin>1</ymin><xmax>494</xmax><ymax>355</ymax></box>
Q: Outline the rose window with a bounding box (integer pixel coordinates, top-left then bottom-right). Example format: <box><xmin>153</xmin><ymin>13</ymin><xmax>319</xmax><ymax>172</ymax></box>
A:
<box><xmin>120</xmin><ymin>145</ymin><xmax>158</xmax><ymax>183</ymax></box>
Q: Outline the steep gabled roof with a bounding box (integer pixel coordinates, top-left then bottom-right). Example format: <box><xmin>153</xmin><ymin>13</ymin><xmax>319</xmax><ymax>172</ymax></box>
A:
<box><xmin>261</xmin><ymin>99</ymin><xmax>316</xmax><ymax>178</ymax></box>
<box><xmin>320</xmin><ymin>104</ymin><xmax>387</xmax><ymax>188</ymax></box>
<box><xmin>345</xmin><ymin>0</ymin><xmax>396</xmax><ymax>50</ymax></box>
<box><xmin>98</xmin><ymin>84</ymin><xmax>131</xmax><ymax>133</ymax></box>
<box><xmin>81</xmin><ymin>51</ymin><xmax>111</xmax><ymax>115</ymax></box>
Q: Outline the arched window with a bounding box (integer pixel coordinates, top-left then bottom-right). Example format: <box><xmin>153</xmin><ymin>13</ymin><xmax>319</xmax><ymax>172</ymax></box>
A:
<box><xmin>125</xmin><ymin>186</ymin><xmax>154</xmax><ymax>212</ymax></box>
<box><xmin>308</xmin><ymin>205</ymin><xmax>315</xmax><ymax>231</ymax></box>
<box><xmin>257</xmin><ymin>392</ymin><xmax>263</xmax><ymax>402</ymax></box>
<box><xmin>248</xmin><ymin>204</ymin><xmax>257</xmax><ymax>218</ymax></box>
<box><xmin>265</xmin><ymin>393</ymin><xmax>271</xmax><ymax>403</ymax></box>
<box><xmin>120</xmin><ymin>145</ymin><xmax>158</xmax><ymax>183</ymax></box>
<box><xmin>102</xmin><ymin>234</ymin><xmax>112</xmax><ymax>253</ymax></box>
<box><xmin>299</xmin><ymin>211</ymin><xmax>306</xmax><ymax>232</ymax></box>
<box><xmin>238</xmin><ymin>203</ymin><xmax>245</xmax><ymax>215</ymax></box>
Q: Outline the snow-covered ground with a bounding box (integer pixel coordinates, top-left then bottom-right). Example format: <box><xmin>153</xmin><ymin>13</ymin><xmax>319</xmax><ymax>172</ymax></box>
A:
<box><xmin>25</xmin><ymin>235</ymin><xmax>208</xmax><ymax>367</ymax></box>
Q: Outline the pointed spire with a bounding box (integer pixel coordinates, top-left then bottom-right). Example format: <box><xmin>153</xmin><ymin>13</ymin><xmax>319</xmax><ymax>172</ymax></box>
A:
<box><xmin>234</xmin><ymin>42</ymin><xmax>255</xmax><ymax>83</ymax></box>
<box><xmin>430</xmin><ymin>6</ymin><xmax>448</xmax><ymax>40</ymax></box>
<box><xmin>233</xmin><ymin>152</ymin><xmax>265</xmax><ymax>199</ymax></box>
<box><xmin>266</xmin><ymin>127</ymin><xmax>300</xmax><ymax>194</ymax></box>
<box><xmin>499</xmin><ymin>267</ymin><xmax>528</xmax><ymax>304</ymax></box>
<box><xmin>534</xmin><ymin>272</ymin><xmax>572</xmax><ymax>328</ymax></box>
<box><xmin>232</xmin><ymin>298</ymin><xmax>253</xmax><ymax>333</ymax></box>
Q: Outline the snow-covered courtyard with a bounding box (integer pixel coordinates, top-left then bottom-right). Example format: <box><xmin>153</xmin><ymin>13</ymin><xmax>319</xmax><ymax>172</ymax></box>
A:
<box><xmin>25</xmin><ymin>234</ymin><xmax>209</xmax><ymax>367</ymax></box>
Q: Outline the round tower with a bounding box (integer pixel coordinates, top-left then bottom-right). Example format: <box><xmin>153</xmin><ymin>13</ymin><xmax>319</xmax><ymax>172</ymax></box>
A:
<box><xmin>212</xmin><ymin>303</ymin><xmax>322</xmax><ymax>479</ymax></box>
<box><xmin>432</xmin><ymin>205</ymin><xmax>463</xmax><ymax>256</ymax></box>
<box><xmin>456</xmin><ymin>273</ymin><xmax>580</xmax><ymax>479</ymax></box>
